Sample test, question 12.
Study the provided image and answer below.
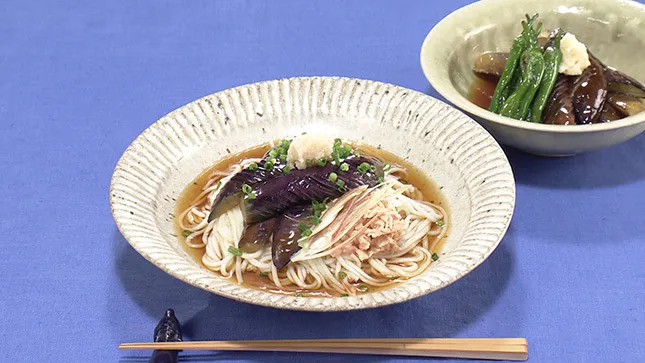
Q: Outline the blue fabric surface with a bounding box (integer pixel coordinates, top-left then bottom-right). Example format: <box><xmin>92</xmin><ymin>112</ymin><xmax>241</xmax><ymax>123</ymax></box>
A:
<box><xmin>1</xmin><ymin>1</ymin><xmax>644</xmax><ymax>362</ymax></box>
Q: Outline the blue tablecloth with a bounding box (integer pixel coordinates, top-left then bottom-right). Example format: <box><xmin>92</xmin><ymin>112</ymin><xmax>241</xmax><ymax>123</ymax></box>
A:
<box><xmin>2</xmin><ymin>1</ymin><xmax>644</xmax><ymax>362</ymax></box>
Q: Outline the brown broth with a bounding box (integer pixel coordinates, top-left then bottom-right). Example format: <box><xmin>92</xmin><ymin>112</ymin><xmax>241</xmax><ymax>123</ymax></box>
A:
<box><xmin>174</xmin><ymin>142</ymin><xmax>449</xmax><ymax>297</ymax></box>
<box><xmin>468</xmin><ymin>73</ymin><xmax>500</xmax><ymax>110</ymax></box>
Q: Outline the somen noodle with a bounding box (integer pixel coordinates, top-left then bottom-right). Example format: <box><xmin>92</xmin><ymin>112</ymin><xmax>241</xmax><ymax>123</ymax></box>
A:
<box><xmin>177</xmin><ymin>136</ymin><xmax>447</xmax><ymax>297</ymax></box>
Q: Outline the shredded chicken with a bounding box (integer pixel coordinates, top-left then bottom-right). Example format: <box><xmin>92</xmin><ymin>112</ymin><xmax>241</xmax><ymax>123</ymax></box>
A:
<box><xmin>331</xmin><ymin>201</ymin><xmax>408</xmax><ymax>259</ymax></box>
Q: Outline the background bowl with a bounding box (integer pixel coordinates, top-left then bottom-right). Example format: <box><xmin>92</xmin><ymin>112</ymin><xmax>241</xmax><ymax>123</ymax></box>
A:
<box><xmin>110</xmin><ymin>77</ymin><xmax>515</xmax><ymax>311</ymax></box>
<box><xmin>421</xmin><ymin>0</ymin><xmax>645</xmax><ymax>156</ymax></box>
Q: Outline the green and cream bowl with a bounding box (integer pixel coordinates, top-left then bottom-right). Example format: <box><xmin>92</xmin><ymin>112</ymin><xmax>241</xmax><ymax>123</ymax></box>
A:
<box><xmin>421</xmin><ymin>0</ymin><xmax>645</xmax><ymax>156</ymax></box>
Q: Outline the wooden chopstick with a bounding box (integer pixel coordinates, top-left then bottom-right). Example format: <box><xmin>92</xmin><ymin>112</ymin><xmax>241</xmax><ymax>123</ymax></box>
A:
<box><xmin>119</xmin><ymin>338</ymin><xmax>528</xmax><ymax>361</ymax></box>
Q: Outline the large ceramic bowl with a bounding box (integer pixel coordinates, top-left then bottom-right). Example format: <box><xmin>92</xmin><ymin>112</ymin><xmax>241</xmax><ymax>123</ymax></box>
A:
<box><xmin>110</xmin><ymin>77</ymin><xmax>515</xmax><ymax>311</ymax></box>
<box><xmin>421</xmin><ymin>0</ymin><xmax>645</xmax><ymax>156</ymax></box>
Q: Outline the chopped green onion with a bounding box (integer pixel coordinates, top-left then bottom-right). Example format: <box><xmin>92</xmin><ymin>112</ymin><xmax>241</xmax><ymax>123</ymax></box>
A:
<box><xmin>338</xmin><ymin>271</ymin><xmax>347</xmax><ymax>280</ymax></box>
<box><xmin>357</xmin><ymin>284</ymin><xmax>369</xmax><ymax>292</ymax></box>
<box><xmin>383</xmin><ymin>162</ymin><xmax>391</xmax><ymax>171</ymax></box>
<box><xmin>312</xmin><ymin>200</ymin><xmax>326</xmax><ymax>214</ymax></box>
<box><xmin>242</xmin><ymin>184</ymin><xmax>256</xmax><ymax>200</ymax></box>
<box><xmin>279</xmin><ymin>153</ymin><xmax>288</xmax><ymax>162</ymax></box>
<box><xmin>317</xmin><ymin>158</ymin><xmax>327</xmax><ymax>167</ymax></box>
<box><xmin>181</xmin><ymin>230</ymin><xmax>191</xmax><ymax>238</ymax></box>
<box><xmin>279</xmin><ymin>139</ymin><xmax>291</xmax><ymax>149</ymax></box>
<box><xmin>377</xmin><ymin>177</ymin><xmax>384</xmax><ymax>183</ymax></box>
<box><xmin>248</xmin><ymin>163</ymin><xmax>258</xmax><ymax>171</ymax></box>
<box><xmin>357</xmin><ymin>162</ymin><xmax>372</xmax><ymax>174</ymax></box>
<box><xmin>298</xmin><ymin>222</ymin><xmax>313</xmax><ymax>236</ymax></box>
<box><xmin>228</xmin><ymin>246</ymin><xmax>243</xmax><ymax>257</ymax></box>
<box><xmin>216</xmin><ymin>181</ymin><xmax>222</xmax><ymax>189</ymax></box>
<box><xmin>354</xmin><ymin>148</ymin><xmax>364</xmax><ymax>156</ymax></box>
<box><xmin>269</xmin><ymin>149</ymin><xmax>278</xmax><ymax>158</ymax></box>
<box><xmin>339</xmin><ymin>162</ymin><xmax>350</xmax><ymax>172</ymax></box>
<box><xmin>328</xmin><ymin>172</ymin><xmax>338</xmax><ymax>182</ymax></box>
<box><xmin>331</xmin><ymin>149</ymin><xmax>341</xmax><ymax>165</ymax></box>
<box><xmin>431</xmin><ymin>253</ymin><xmax>439</xmax><ymax>261</ymax></box>
<box><xmin>264</xmin><ymin>161</ymin><xmax>274</xmax><ymax>170</ymax></box>
<box><xmin>436</xmin><ymin>219</ymin><xmax>445</xmax><ymax>227</ymax></box>
<box><xmin>341</xmin><ymin>145</ymin><xmax>352</xmax><ymax>158</ymax></box>
<box><xmin>340</xmin><ymin>293</ymin><xmax>349</xmax><ymax>297</ymax></box>
<box><xmin>311</xmin><ymin>215</ymin><xmax>321</xmax><ymax>225</ymax></box>
<box><xmin>334</xmin><ymin>138</ymin><xmax>342</xmax><ymax>146</ymax></box>
<box><xmin>295</xmin><ymin>292</ymin><xmax>302</xmax><ymax>297</ymax></box>
<box><xmin>241</xmin><ymin>184</ymin><xmax>252</xmax><ymax>193</ymax></box>
<box><xmin>336</xmin><ymin>179</ymin><xmax>347</xmax><ymax>192</ymax></box>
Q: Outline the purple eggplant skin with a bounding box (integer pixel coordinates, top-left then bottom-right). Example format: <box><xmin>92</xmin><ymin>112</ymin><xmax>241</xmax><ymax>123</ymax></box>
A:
<box><xmin>239</xmin><ymin>218</ymin><xmax>275</xmax><ymax>253</ymax></box>
<box><xmin>243</xmin><ymin>156</ymin><xmax>384</xmax><ymax>224</ymax></box>
<box><xmin>606</xmin><ymin>68</ymin><xmax>645</xmax><ymax>98</ymax></box>
<box><xmin>272</xmin><ymin>205</ymin><xmax>313</xmax><ymax>269</ymax></box>
<box><xmin>588</xmin><ymin>51</ymin><xmax>645</xmax><ymax>99</ymax></box>
<box><xmin>605</xmin><ymin>68</ymin><xmax>644</xmax><ymax>87</ymax></box>
<box><xmin>149</xmin><ymin>309</ymin><xmax>182</xmax><ymax>363</ymax></box>
<box><xmin>208</xmin><ymin>159</ymin><xmax>284</xmax><ymax>222</ymax></box>
<box><xmin>572</xmin><ymin>54</ymin><xmax>608</xmax><ymax>124</ymax></box>
<box><xmin>543</xmin><ymin>75</ymin><xmax>577</xmax><ymax>125</ymax></box>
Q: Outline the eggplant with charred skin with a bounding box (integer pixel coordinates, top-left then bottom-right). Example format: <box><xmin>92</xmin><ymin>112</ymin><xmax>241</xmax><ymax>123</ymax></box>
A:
<box><xmin>208</xmin><ymin>143</ymin><xmax>290</xmax><ymax>222</ymax></box>
<box><xmin>543</xmin><ymin>75</ymin><xmax>576</xmax><ymax>125</ymax></box>
<box><xmin>239</xmin><ymin>218</ymin><xmax>275</xmax><ymax>253</ymax></box>
<box><xmin>473</xmin><ymin>52</ymin><xmax>509</xmax><ymax>77</ymax></box>
<box><xmin>606</xmin><ymin>70</ymin><xmax>645</xmax><ymax>99</ymax></box>
<box><xmin>272</xmin><ymin>205</ymin><xmax>313</xmax><ymax>269</ymax></box>
<box><xmin>572</xmin><ymin>54</ymin><xmax>608</xmax><ymax>124</ymax></box>
<box><xmin>243</xmin><ymin>156</ymin><xmax>383</xmax><ymax>224</ymax></box>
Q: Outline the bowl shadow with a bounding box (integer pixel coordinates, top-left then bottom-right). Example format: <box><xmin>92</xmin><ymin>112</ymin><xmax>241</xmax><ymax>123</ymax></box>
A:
<box><xmin>503</xmin><ymin>135</ymin><xmax>645</xmax><ymax>189</ymax></box>
<box><xmin>114</xmin><ymin>225</ymin><xmax>516</xmax><ymax>362</ymax></box>
<box><xmin>113</xmin><ymin>231</ymin><xmax>212</xmax><ymax>321</ymax></box>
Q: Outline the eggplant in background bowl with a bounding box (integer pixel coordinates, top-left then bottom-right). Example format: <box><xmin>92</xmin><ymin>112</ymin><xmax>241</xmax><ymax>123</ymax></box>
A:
<box><xmin>421</xmin><ymin>0</ymin><xmax>645</xmax><ymax>156</ymax></box>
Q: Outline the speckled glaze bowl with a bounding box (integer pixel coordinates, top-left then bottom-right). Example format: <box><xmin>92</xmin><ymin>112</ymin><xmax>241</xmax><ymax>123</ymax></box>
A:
<box><xmin>110</xmin><ymin>77</ymin><xmax>515</xmax><ymax>311</ymax></box>
<box><xmin>421</xmin><ymin>0</ymin><xmax>645</xmax><ymax>156</ymax></box>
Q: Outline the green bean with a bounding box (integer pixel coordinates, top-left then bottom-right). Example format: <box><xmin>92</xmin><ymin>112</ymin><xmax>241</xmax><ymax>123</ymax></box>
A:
<box><xmin>530</xmin><ymin>31</ymin><xmax>564</xmax><ymax>122</ymax></box>
<box><xmin>516</xmin><ymin>49</ymin><xmax>546</xmax><ymax>120</ymax></box>
<box><xmin>499</xmin><ymin>70</ymin><xmax>521</xmax><ymax>108</ymax></box>
<box><xmin>488</xmin><ymin>15</ymin><xmax>538</xmax><ymax>113</ymax></box>
<box><xmin>500</xmin><ymin>20</ymin><xmax>545</xmax><ymax>119</ymax></box>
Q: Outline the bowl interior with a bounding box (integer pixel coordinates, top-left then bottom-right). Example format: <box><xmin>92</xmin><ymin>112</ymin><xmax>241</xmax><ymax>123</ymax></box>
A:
<box><xmin>111</xmin><ymin>77</ymin><xmax>515</xmax><ymax>311</ymax></box>
<box><xmin>441</xmin><ymin>0</ymin><xmax>645</xmax><ymax>111</ymax></box>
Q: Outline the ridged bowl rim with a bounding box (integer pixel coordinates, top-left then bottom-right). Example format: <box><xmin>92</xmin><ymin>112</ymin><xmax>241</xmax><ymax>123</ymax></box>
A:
<box><xmin>110</xmin><ymin>76</ymin><xmax>516</xmax><ymax>311</ymax></box>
